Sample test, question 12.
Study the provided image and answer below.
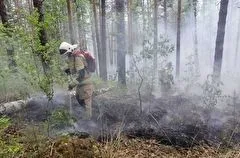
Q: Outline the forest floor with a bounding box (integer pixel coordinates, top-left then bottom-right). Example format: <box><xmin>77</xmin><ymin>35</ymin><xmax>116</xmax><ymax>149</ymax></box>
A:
<box><xmin>2</xmin><ymin>88</ymin><xmax>240</xmax><ymax>157</ymax></box>
<box><xmin>2</xmin><ymin>125</ymin><xmax>240</xmax><ymax>158</ymax></box>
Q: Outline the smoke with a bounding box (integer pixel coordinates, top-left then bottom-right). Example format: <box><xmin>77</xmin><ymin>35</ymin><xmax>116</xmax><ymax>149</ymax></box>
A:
<box><xmin>10</xmin><ymin>86</ymin><xmax>238</xmax><ymax>147</ymax></box>
<box><xmin>156</xmin><ymin>0</ymin><xmax>240</xmax><ymax>96</ymax></box>
<box><xmin>6</xmin><ymin>0</ymin><xmax>240</xmax><ymax>148</ymax></box>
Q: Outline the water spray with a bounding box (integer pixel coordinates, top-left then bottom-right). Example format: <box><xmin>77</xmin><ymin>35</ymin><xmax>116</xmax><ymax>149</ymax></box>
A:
<box><xmin>68</xmin><ymin>89</ymin><xmax>79</xmax><ymax>130</ymax></box>
<box><xmin>67</xmin><ymin>75</ymin><xmax>80</xmax><ymax>130</ymax></box>
<box><xmin>68</xmin><ymin>75</ymin><xmax>73</xmax><ymax>115</ymax></box>
<box><xmin>68</xmin><ymin>90</ymin><xmax>73</xmax><ymax>115</ymax></box>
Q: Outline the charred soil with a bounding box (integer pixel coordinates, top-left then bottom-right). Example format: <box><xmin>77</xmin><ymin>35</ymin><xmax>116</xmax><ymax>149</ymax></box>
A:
<box><xmin>5</xmin><ymin>90</ymin><xmax>240</xmax><ymax>157</ymax></box>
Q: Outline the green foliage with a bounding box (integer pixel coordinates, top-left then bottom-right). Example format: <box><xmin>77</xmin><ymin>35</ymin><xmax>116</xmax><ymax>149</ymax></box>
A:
<box><xmin>0</xmin><ymin>3</ymin><xmax>67</xmax><ymax>100</ymax></box>
<box><xmin>75</xmin><ymin>0</ymin><xmax>90</xmax><ymax>12</ymax></box>
<box><xmin>137</xmin><ymin>35</ymin><xmax>174</xmax><ymax>91</ymax></box>
<box><xmin>140</xmin><ymin>35</ymin><xmax>174</xmax><ymax>61</ymax></box>
<box><xmin>44</xmin><ymin>0</ymin><xmax>67</xmax><ymax>39</ymax></box>
<box><xmin>202</xmin><ymin>75</ymin><xmax>223</xmax><ymax>108</ymax></box>
<box><xmin>0</xmin><ymin>72</ymin><xmax>31</xmax><ymax>102</ymax></box>
<box><xmin>0</xmin><ymin>29</ymin><xmax>32</xmax><ymax>101</ymax></box>
<box><xmin>50</xmin><ymin>108</ymin><xmax>74</xmax><ymax>129</ymax></box>
<box><xmin>91</xmin><ymin>75</ymin><xmax>117</xmax><ymax>89</ymax></box>
<box><xmin>0</xmin><ymin>117</ymin><xmax>10</xmax><ymax>130</ymax></box>
<box><xmin>0</xmin><ymin>0</ymin><xmax>93</xmax><ymax>102</ymax></box>
<box><xmin>0</xmin><ymin>117</ymin><xmax>23</xmax><ymax>157</ymax></box>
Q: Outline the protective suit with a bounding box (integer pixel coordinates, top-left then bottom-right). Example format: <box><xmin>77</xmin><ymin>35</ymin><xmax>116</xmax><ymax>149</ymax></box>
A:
<box><xmin>59</xmin><ymin>42</ymin><xmax>94</xmax><ymax>119</ymax></box>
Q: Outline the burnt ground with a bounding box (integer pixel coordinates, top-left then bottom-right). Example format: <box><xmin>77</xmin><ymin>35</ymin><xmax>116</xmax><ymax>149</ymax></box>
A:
<box><xmin>8</xmin><ymin>90</ymin><xmax>240</xmax><ymax>148</ymax></box>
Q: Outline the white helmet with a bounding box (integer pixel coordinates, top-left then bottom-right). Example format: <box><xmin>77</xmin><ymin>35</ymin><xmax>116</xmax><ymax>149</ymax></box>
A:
<box><xmin>59</xmin><ymin>42</ymin><xmax>78</xmax><ymax>55</ymax></box>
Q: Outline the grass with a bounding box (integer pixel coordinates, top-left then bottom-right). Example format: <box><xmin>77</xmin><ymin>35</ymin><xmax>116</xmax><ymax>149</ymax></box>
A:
<box><xmin>96</xmin><ymin>137</ymin><xmax>240</xmax><ymax>158</ymax></box>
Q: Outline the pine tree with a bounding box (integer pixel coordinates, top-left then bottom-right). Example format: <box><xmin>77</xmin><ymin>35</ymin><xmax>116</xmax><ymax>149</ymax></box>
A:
<box><xmin>176</xmin><ymin>0</ymin><xmax>181</xmax><ymax>77</ymax></box>
<box><xmin>116</xmin><ymin>0</ymin><xmax>126</xmax><ymax>85</ymax></box>
<box><xmin>213</xmin><ymin>0</ymin><xmax>229</xmax><ymax>80</ymax></box>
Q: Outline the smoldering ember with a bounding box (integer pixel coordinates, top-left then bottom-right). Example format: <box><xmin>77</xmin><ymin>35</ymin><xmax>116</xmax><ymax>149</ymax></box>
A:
<box><xmin>1</xmin><ymin>0</ymin><xmax>240</xmax><ymax>157</ymax></box>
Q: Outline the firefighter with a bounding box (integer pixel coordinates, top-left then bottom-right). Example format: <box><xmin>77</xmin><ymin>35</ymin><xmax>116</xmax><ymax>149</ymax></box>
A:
<box><xmin>59</xmin><ymin>42</ymin><xmax>94</xmax><ymax>119</ymax></box>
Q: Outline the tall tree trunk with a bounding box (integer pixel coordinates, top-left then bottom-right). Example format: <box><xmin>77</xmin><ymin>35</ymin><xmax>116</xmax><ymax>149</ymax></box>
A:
<box><xmin>193</xmin><ymin>0</ymin><xmax>199</xmax><ymax>75</ymax></box>
<box><xmin>202</xmin><ymin>0</ymin><xmax>206</xmax><ymax>16</ymax></box>
<box><xmin>109</xmin><ymin>19</ymin><xmax>114</xmax><ymax>66</ymax></box>
<box><xmin>234</xmin><ymin>10</ymin><xmax>240</xmax><ymax>68</ymax></box>
<box><xmin>91</xmin><ymin>23</ymin><xmax>97</xmax><ymax>61</ymax></box>
<box><xmin>116</xmin><ymin>0</ymin><xmax>126</xmax><ymax>85</ymax></box>
<box><xmin>128</xmin><ymin>0</ymin><xmax>134</xmax><ymax>81</ymax></box>
<box><xmin>99</xmin><ymin>0</ymin><xmax>107</xmax><ymax>80</ymax></box>
<box><xmin>13</xmin><ymin>0</ymin><xmax>20</xmax><ymax>24</ymax></box>
<box><xmin>128</xmin><ymin>0</ymin><xmax>133</xmax><ymax>55</ymax></box>
<box><xmin>147</xmin><ymin>0</ymin><xmax>151</xmax><ymax>29</ymax></box>
<box><xmin>176</xmin><ymin>0</ymin><xmax>181</xmax><ymax>78</ymax></box>
<box><xmin>0</xmin><ymin>0</ymin><xmax>8</xmax><ymax>25</ymax></box>
<box><xmin>213</xmin><ymin>0</ymin><xmax>229</xmax><ymax>80</ymax></box>
<box><xmin>0</xmin><ymin>0</ymin><xmax>16</xmax><ymax>69</ymax></box>
<box><xmin>66</xmin><ymin>0</ymin><xmax>75</xmax><ymax>44</ymax></box>
<box><xmin>92</xmin><ymin>0</ymin><xmax>102</xmax><ymax>75</ymax></box>
<box><xmin>153</xmin><ymin>0</ymin><xmax>158</xmax><ymax>84</ymax></box>
<box><xmin>91</xmin><ymin>13</ymin><xmax>99</xmax><ymax>75</ymax></box>
<box><xmin>98</xmin><ymin>0</ymin><xmax>102</xmax><ymax>34</ymax></box>
<box><xmin>163</xmin><ymin>0</ymin><xmax>167</xmax><ymax>34</ymax></box>
<box><xmin>142</xmin><ymin>0</ymin><xmax>145</xmax><ymax>44</ymax></box>
<box><xmin>76</xmin><ymin>6</ymin><xmax>87</xmax><ymax>50</ymax></box>
<box><xmin>33</xmin><ymin>0</ymin><xmax>49</xmax><ymax>73</ymax></box>
<box><xmin>142</xmin><ymin>0</ymin><xmax>147</xmax><ymax>76</ymax></box>
<box><xmin>27</xmin><ymin>0</ymin><xmax>33</xmax><ymax>13</ymax></box>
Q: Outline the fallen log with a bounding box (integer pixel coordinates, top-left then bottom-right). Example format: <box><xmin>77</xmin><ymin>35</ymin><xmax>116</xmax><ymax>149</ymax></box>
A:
<box><xmin>0</xmin><ymin>100</ymin><xmax>27</xmax><ymax>115</ymax></box>
<box><xmin>0</xmin><ymin>87</ymin><xmax>114</xmax><ymax>115</ymax></box>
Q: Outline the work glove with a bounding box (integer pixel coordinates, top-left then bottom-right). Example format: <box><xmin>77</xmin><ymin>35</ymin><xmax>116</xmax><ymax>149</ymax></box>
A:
<box><xmin>64</xmin><ymin>68</ymin><xmax>71</xmax><ymax>75</ymax></box>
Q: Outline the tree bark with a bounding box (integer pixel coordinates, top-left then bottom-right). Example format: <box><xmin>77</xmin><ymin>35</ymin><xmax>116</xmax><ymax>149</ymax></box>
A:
<box><xmin>13</xmin><ymin>0</ymin><xmax>20</xmax><ymax>24</ymax></box>
<box><xmin>163</xmin><ymin>0</ymin><xmax>167</xmax><ymax>34</ymax></box>
<box><xmin>153</xmin><ymin>0</ymin><xmax>158</xmax><ymax>84</ymax></box>
<box><xmin>213</xmin><ymin>0</ymin><xmax>229</xmax><ymax>80</ymax></box>
<box><xmin>92</xmin><ymin>0</ymin><xmax>102</xmax><ymax>75</ymax></box>
<box><xmin>76</xmin><ymin>6</ymin><xmax>87</xmax><ymax>50</ymax></box>
<box><xmin>91</xmin><ymin>13</ymin><xmax>99</xmax><ymax>75</ymax></box>
<box><xmin>234</xmin><ymin>10</ymin><xmax>240</xmax><ymax>68</ymax></box>
<box><xmin>27</xmin><ymin>0</ymin><xmax>33</xmax><ymax>13</ymax></box>
<box><xmin>128</xmin><ymin>0</ymin><xmax>134</xmax><ymax>81</ymax></box>
<box><xmin>66</xmin><ymin>0</ymin><xmax>75</xmax><ymax>44</ymax></box>
<box><xmin>141</xmin><ymin>0</ymin><xmax>147</xmax><ymax>77</ymax></box>
<box><xmin>142</xmin><ymin>0</ymin><xmax>146</xmax><ymax>44</ymax></box>
<box><xmin>128</xmin><ymin>0</ymin><xmax>133</xmax><ymax>55</ymax></box>
<box><xmin>0</xmin><ymin>0</ymin><xmax>8</xmax><ymax>25</ymax></box>
<box><xmin>0</xmin><ymin>100</ymin><xmax>27</xmax><ymax>114</ymax></box>
<box><xmin>193</xmin><ymin>0</ymin><xmax>199</xmax><ymax>75</ymax></box>
<box><xmin>176</xmin><ymin>0</ymin><xmax>181</xmax><ymax>78</ymax></box>
<box><xmin>99</xmin><ymin>0</ymin><xmax>107</xmax><ymax>80</ymax></box>
<box><xmin>109</xmin><ymin>19</ymin><xmax>114</xmax><ymax>66</ymax></box>
<box><xmin>0</xmin><ymin>0</ymin><xmax>16</xmax><ymax>69</ymax></box>
<box><xmin>116</xmin><ymin>0</ymin><xmax>126</xmax><ymax>85</ymax></box>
